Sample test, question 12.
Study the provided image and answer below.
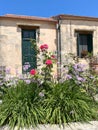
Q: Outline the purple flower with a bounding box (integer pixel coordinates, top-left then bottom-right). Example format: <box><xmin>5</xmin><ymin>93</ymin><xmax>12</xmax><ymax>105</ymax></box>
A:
<box><xmin>25</xmin><ymin>79</ymin><xmax>31</xmax><ymax>84</ymax></box>
<box><xmin>5</xmin><ymin>68</ymin><xmax>11</xmax><ymax>74</ymax></box>
<box><xmin>39</xmin><ymin>92</ymin><xmax>44</xmax><ymax>97</ymax></box>
<box><xmin>73</xmin><ymin>63</ymin><xmax>85</xmax><ymax>72</ymax></box>
<box><xmin>90</xmin><ymin>76</ymin><xmax>94</xmax><ymax>79</ymax></box>
<box><xmin>18</xmin><ymin>74</ymin><xmax>24</xmax><ymax>80</ymax></box>
<box><xmin>23</xmin><ymin>65</ymin><xmax>29</xmax><ymax>71</ymax></box>
<box><xmin>0</xmin><ymin>75</ymin><xmax>4</xmax><ymax>79</ymax></box>
<box><xmin>73</xmin><ymin>64</ymin><xmax>78</xmax><ymax>69</ymax></box>
<box><xmin>66</xmin><ymin>74</ymin><xmax>72</xmax><ymax>80</ymax></box>
<box><xmin>76</xmin><ymin>75</ymin><xmax>85</xmax><ymax>82</ymax></box>
<box><xmin>23</xmin><ymin>62</ymin><xmax>31</xmax><ymax>71</ymax></box>
<box><xmin>59</xmin><ymin>78</ymin><xmax>64</xmax><ymax>83</ymax></box>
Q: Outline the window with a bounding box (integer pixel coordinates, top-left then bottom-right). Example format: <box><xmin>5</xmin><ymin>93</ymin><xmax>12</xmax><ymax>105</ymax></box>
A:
<box><xmin>22</xmin><ymin>29</ymin><xmax>37</xmax><ymax>72</ymax></box>
<box><xmin>77</xmin><ymin>33</ymin><xmax>93</xmax><ymax>58</ymax></box>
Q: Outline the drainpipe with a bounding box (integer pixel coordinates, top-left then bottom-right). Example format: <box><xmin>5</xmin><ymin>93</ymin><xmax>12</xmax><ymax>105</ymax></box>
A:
<box><xmin>57</xmin><ymin>18</ymin><xmax>62</xmax><ymax>81</ymax></box>
<box><xmin>70</xmin><ymin>20</ymin><xmax>72</xmax><ymax>53</ymax></box>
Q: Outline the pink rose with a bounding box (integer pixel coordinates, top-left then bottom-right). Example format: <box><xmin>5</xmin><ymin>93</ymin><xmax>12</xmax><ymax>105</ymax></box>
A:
<box><xmin>40</xmin><ymin>44</ymin><xmax>48</xmax><ymax>51</ymax></box>
<box><xmin>30</xmin><ymin>69</ymin><xmax>36</xmax><ymax>75</ymax></box>
<box><xmin>40</xmin><ymin>45</ymin><xmax>44</xmax><ymax>50</ymax></box>
<box><xmin>45</xmin><ymin>59</ymin><xmax>52</xmax><ymax>65</ymax></box>
<box><xmin>43</xmin><ymin>44</ymin><xmax>48</xmax><ymax>49</ymax></box>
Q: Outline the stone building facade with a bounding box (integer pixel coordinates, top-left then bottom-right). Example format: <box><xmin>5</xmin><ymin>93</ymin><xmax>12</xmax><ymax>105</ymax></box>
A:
<box><xmin>1</xmin><ymin>14</ymin><xmax>98</xmax><ymax>75</ymax></box>
<box><xmin>53</xmin><ymin>15</ymin><xmax>98</xmax><ymax>67</ymax></box>
<box><xmin>0</xmin><ymin>14</ymin><xmax>57</xmax><ymax>74</ymax></box>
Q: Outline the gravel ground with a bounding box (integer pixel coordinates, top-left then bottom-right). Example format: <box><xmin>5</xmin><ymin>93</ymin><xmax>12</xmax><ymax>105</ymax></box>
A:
<box><xmin>0</xmin><ymin>121</ymin><xmax>98</xmax><ymax>130</ymax></box>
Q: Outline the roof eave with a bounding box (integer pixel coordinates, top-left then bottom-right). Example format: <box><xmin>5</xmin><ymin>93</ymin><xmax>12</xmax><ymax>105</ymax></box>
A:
<box><xmin>53</xmin><ymin>14</ymin><xmax>98</xmax><ymax>22</ymax></box>
<box><xmin>0</xmin><ymin>16</ymin><xmax>57</xmax><ymax>23</ymax></box>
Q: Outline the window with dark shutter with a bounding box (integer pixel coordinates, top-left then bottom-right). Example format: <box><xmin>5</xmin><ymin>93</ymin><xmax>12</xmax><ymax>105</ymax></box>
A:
<box><xmin>77</xmin><ymin>33</ymin><xmax>93</xmax><ymax>58</ymax></box>
<box><xmin>22</xmin><ymin>29</ymin><xmax>37</xmax><ymax>72</ymax></box>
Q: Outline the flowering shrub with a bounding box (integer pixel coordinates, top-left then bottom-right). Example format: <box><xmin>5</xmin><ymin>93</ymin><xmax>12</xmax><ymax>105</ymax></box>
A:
<box><xmin>0</xmin><ymin>42</ymin><xmax>56</xmax><ymax>88</ymax></box>
<box><xmin>61</xmin><ymin>53</ymin><xmax>98</xmax><ymax>100</ymax></box>
<box><xmin>0</xmin><ymin>41</ymin><xmax>57</xmax><ymax>129</ymax></box>
<box><xmin>38</xmin><ymin>43</ymin><xmax>56</xmax><ymax>82</ymax></box>
<box><xmin>0</xmin><ymin>43</ymin><xmax>98</xmax><ymax>129</ymax></box>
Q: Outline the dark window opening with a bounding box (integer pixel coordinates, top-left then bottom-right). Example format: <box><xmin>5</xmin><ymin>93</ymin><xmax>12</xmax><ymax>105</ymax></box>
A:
<box><xmin>77</xmin><ymin>32</ymin><xmax>93</xmax><ymax>58</ymax></box>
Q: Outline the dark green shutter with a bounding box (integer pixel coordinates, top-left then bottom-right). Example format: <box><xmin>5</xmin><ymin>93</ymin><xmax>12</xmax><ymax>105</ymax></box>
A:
<box><xmin>77</xmin><ymin>33</ymin><xmax>81</xmax><ymax>57</ymax></box>
<box><xmin>87</xmin><ymin>34</ymin><xmax>93</xmax><ymax>54</ymax></box>
<box><xmin>22</xmin><ymin>29</ymin><xmax>37</xmax><ymax>72</ymax></box>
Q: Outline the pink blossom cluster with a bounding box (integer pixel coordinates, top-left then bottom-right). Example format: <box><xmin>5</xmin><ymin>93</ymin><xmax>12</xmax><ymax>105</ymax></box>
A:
<box><xmin>30</xmin><ymin>43</ymin><xmax>56</xmax><ymax>75</ymax></box>
<box><xmin>45</xmin><ymin>59</ymin><xmax>52</xmax><ymax>65</ymax></box>
<box><xmin>30</xmin><ymin>69</ymin><xmax>36</xmax><ymax>75</ymax></box>
<box><xmin>40</xmin><ymin>44</ymin><xmax>48</xmax><ymax>51</ymax></box>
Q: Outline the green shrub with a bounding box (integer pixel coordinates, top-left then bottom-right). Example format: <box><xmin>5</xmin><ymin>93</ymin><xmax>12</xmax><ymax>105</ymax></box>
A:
<box><xmin>44</xmin><ymin>80</ymin><xmax>97</xmax><ymax>127</ymax></box>
<box><xmin>0</xmin><ymin>79</ymin><xmax>98</xmax><ymax>129</ymax></box>
<box><xmin>0</xmin><ymin>81</ymin><xmax>44</xmax><ymax>130</ymax></box>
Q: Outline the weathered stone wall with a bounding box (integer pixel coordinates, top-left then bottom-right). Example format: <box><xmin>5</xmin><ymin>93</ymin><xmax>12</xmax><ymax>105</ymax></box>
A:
<box><xmin>60</xmin><ymin>20</ymin><xmax>98</xmax><ymax>64</ymax></box>
<box><xmin>0</xmin><ymin>19</ymin><xmax>56</xmax><ymax>74</ymax></box>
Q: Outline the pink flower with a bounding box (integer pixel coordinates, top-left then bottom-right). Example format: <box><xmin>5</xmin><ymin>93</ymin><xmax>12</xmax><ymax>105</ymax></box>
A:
<box><xmin>51</xmin><ymin>55</ymin><xmax>57</xmax><ymax>60</ymax></box>
<box><xmin>30</xmin><ymin>69</ymin><xmax>36</xmax><ymax>75</ymax></box>
<box><xmin>40</xmin><ymin>45</ymin><xmax>44</xmax><ymax>50</ymax></box>
<box><xmin>51</xmin><ymin>55</ymin><xmax>56</xmax><ymax>59</ymax></box>
<box><xmin>43</xmin><ymin>44</ymin><xmax>48</xmax><ymax>49</ymax></box>
<box><xmin>40</xmin><ymin>44</ymin><xmax>48</xmax><ymax>51</ymax></box>
<box><xmin>45</xmin><ymin>59</ymin><xmax>52</xmax><ymax>65</ymax></box>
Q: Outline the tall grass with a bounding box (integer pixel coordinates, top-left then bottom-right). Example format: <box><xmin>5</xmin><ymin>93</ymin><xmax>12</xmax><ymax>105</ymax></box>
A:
<box><xmin>44</xmin><ymin>80</ymin><xmax>97</xmax><ymax>127</ymax></box>
<box><xmin>0</xmin><ymin>81</ymin><xmax>44</xmax><ymax>130</ymax></box>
